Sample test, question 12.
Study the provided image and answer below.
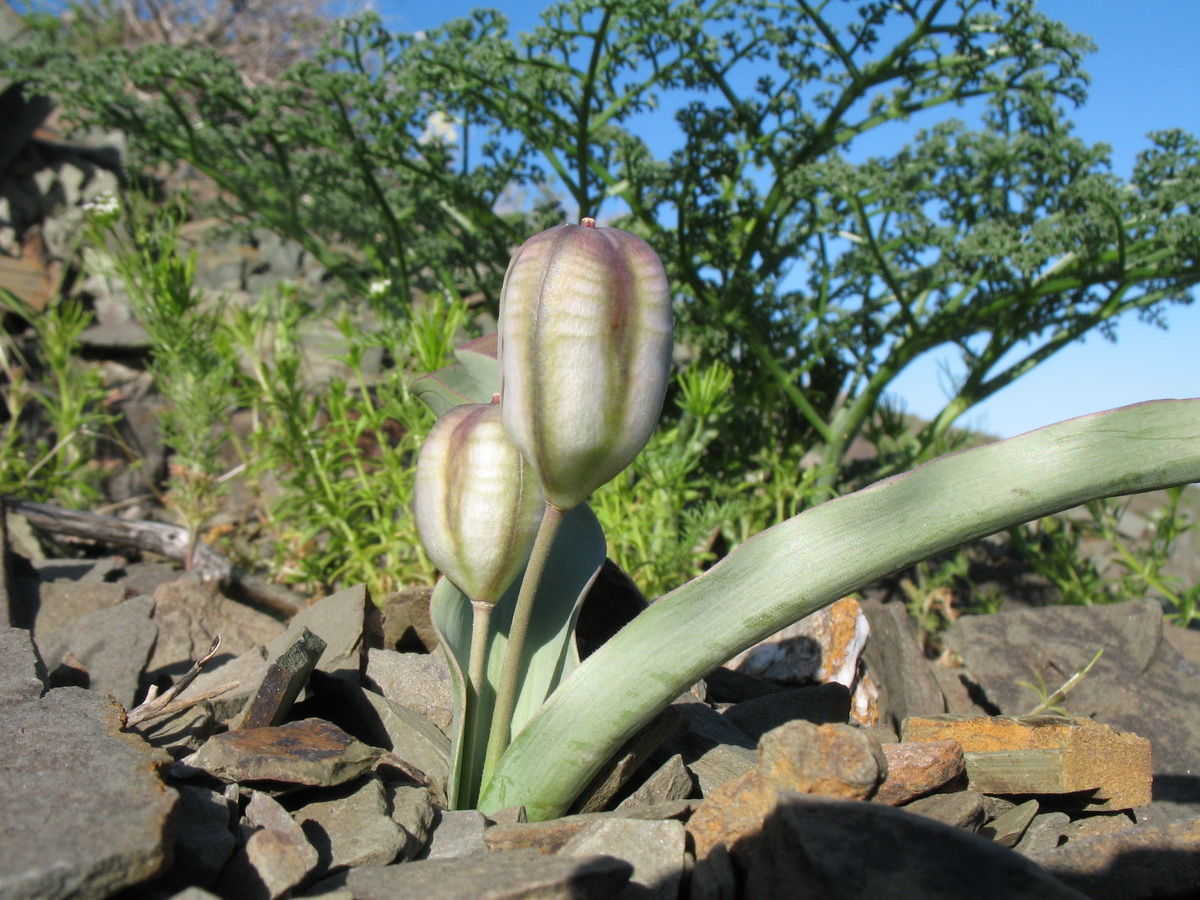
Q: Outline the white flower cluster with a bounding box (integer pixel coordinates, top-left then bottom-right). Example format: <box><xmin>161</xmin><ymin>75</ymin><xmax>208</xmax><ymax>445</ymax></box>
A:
<box><xmin>83</xmin><ymin>192</ymin><xmax>121</xmax><ymax>224</ymax></box>
<box><xmin>367</xmin><ymin>278</ymin><xmax>393</xmax><ymax>298</ymax></box>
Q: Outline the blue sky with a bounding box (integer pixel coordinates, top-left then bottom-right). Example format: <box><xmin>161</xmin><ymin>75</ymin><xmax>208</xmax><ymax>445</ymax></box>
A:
<box><xmin>378</xmin><ymin>0</ymin><xmax>1198</xmax><ymax>439</ymax></box>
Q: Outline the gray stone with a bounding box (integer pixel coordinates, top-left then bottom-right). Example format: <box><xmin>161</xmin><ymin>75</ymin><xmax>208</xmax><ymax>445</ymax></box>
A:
<box><xmin>386</xmin><ymin>783</ymin><xmax>437</xmax><ymax>861</ymax></box>
<box><xmin>902</xmin><ymin>789</ymin><xmax>986</xmax><ymax>831</ymax></box>
<box><xmin>36</xmin><ymin>594</ymin><xmax>157</xmax><ymax>708</ymax></box>
<box><xmin>1029</xmin><ymin>816</ymin><xmax>1200</xmax><ymax>900</ymax></box>
<box><xmin>690</xmin><ymin>843</ymin><xmax>738</xmax><ymax>900</ymax></box>
<box><xmin>0</xmin><ymin>625</ymin><xmax>45</xmax><ymax>705</ymax></box>
<box><xmin>307</xmin><ymin>849</ymin><xmax>632</xmax><ymax>900</ymax></box>
<box><xmin>271</xmin><ymin>584</ymin><xmax>374</xmax><ymax>682</ymax></box>
<box><xmin>364</xmin><ymin>649</ymin><xmax>454</xmax><ymax>734</ymax></box>
<box><xmin>138</xmin><ymin>702</ymin><xmax>218</xmax><ymax>759</ymax></box>
<box><xmin>1015</xmin><ymin>811</ymin><xmax>1071</xmax><ymax>855</ymax></box>
<box><xmin>294</xmin><ymin>776</ymin><xmax>406</xmax><ymax>874</ymax></box>
<box><xmin>574</xmin><ymin>707</ymin><xmax>681</xmax><ymax>814</ymax></box>
<box><xmin>945</xmin><ymin>598</ymin><xmax>1200</xmax><ymax>808</ymax></box>
<box><xmin>618</xmin><ymin>754</ymin><xmax>695</xmax><ymax>810</ymax></box>
<box><xmin>980</xmin><ymin>799</ymin><xmax>1040</xmax><ymax>848</ymax></box>
<box><xmin>186</xmin><ymin>718</ymin><xmax>381</xmax><ymax>788</ymax></box>
<box><xmin>859</xmin><ymin>598</ymin><xmax>947</xmax><ymax>731</ymax></box>
<box><xmin>721</xmin><ymin>682</ymin><xmax>851</xmax><ymax>739</ymax></box>
<box><xmin>238</xmin><ymin>627</ymin><xmax>327</xmax><ymax>729</ymax></box>
<box><xmin>215</xmin><ymin>791</ymin><xmax>318</xmax><ymax>900</ymax></box>
<box><xmin>152</xmin><ymin>784</ymin><xmax>236</xmax><ymax>891</ymax></box>
<box><xmin>654</xmin><ymin>695</ymin><xmax>757</xmax><ymax>797</ymax></box>
<box><xmin>561</xmin><ymin>817</ymin><xmax>686</xmax><ymax>900</ymax></box>
<box><xmin>31</xmin><ymin>578</ymin><xmax>132</xmax><ymax>634</ymax></box>
<box><xmin>0</xmin><ymin>687</ymin><xmax>177</xmax><ymax>900</ymax></box>
<box><xmin>419</xmin><ymin>809</ymin><xmax>489</xmax><ymax>860</ymax></box>
<box><xmin>147</xmin><ymin>576</ymin><xmax>285</xmax><ymax>683</ymax></box>
<box><xmin>739</xmin><ymin>794</ymin><xmax>1088</xmax><ymax>900</ymax></box>
<box><xmin>301</xmin><ymin>669</ymin><xmax>451</xmax><ymax>796</ymax></box>
<box><xmin>183</xmin><ymin>644</ymin><xmax>270</xmax><ymax>723</ymax></box>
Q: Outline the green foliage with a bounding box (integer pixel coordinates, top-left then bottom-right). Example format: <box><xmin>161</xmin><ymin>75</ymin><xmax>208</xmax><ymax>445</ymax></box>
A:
<box><xmin>0</xmin><ymin>291</ymin><xmax>112</xmax><ymax>505</ymax></box>
<box><xmin>84</xmin><ymin>193</ymin><xmax>239</xmax><ymax>562</ymax></box>
<box><xmin>7</xmin><ymin>0</ymin><xmax>1197</xmax><ymax>513</ymax></box>
<box><xmin>1009</xmin><ymin>486</ymin><xmax>1200</xmax><ymax>624</ymax></box>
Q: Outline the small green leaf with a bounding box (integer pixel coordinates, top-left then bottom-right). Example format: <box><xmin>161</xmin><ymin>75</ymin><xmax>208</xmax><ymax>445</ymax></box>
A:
<box><xmin>410</xmin><ymin>333</ymin><xmax>499</xmax><ymax>416</ymax></box>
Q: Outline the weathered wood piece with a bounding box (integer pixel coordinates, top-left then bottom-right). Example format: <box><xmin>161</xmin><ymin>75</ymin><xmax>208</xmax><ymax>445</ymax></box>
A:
<box><xmin>4</xmin><ymin>497</ymin><xmax>306</xmax><ymax>616</ymax></box>
<box><xmin>901</xmin><ymin>714</ymin><xmax>1151</xmax><ymax>810</ymax></box>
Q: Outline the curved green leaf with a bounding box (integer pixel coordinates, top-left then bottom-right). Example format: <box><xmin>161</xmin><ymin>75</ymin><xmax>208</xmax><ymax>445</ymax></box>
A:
<box><xmin>430</xmin><ymin>502</ymin><xmax>607</xmax><ymax>808</ymax></box>
<box><xmin>479</xmin><ymin>399</ymin><xmax>1200</xmax><ymax>819</ymax></box>
<box><xmin>410</xmin><ymin>334</ymin><xmax>500</xmax><ymax>416</ymax></box>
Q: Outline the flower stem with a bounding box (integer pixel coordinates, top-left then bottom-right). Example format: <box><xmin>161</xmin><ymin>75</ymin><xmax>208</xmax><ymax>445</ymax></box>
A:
<box><xmin>481</xmin><ymin>502</ymin><xmax>565</xmax><ymax>786</ymax></box>
<box><xmin>461</xmin><ymin>598</ymin><xmax>494</xmax><ymax>805</ymax></box>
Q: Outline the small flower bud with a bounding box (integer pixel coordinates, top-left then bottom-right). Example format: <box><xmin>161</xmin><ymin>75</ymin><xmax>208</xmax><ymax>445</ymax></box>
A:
<box><xmin>499</xmin><ymin>220</ymin><xmax>673</xmax><ymax>509</ymax></box>
<box><xmin>413</xmin><ymin>402</ymin><xmax>545</xmax><ymax>603</ymax></box>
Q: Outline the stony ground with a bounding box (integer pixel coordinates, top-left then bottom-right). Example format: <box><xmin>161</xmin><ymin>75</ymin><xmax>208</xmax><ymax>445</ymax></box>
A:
<box><xmin>3</xmin><ymin>523</ymin><xmax>1200</xmax><ymax>900</ymax></box>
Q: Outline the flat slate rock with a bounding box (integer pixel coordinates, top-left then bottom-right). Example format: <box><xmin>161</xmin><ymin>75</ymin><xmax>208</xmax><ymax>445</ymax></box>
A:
<box><xmin>944</xmin><ymin>598</ymin><xmax>1200</xmax><ymax>808</ymax></box>
<box><xmin>0</xmin><ymin>687</ymin><xmax>177</xmax><ymax>900</ymax></box>
<box><xmin>737</xmin><ymin>794</ymin><xmax>1088</xmax><ymax>900</ymax></box>
<box><xmin>35</xmin><ymin>594</ymin><xmax>157</xmax><ymax>708</ymax></box>
<box><xmin>0</xmin><ymin>625</ymin><xmax>46</xmax><ymax>705</ymax></box>
<box><xmin>303</xmin><ymin>848</ymin><xmax>633</xmax><ymax>900</ymax></box>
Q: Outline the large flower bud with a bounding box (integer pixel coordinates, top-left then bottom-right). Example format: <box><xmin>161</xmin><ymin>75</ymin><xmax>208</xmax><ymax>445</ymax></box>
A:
<box><xmin>498</xmin><ymin>219</ymin><xmax>673</xmax><ymax>510</ymax></box>
<box><xmin>413</xmin><ymin>402</ymin><xmax>545</xmax><ymax>603</ymax></box>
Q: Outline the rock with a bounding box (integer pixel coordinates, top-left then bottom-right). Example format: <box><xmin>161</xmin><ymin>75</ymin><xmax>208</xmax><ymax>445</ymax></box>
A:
<box><xmin>1061</xmin><ymin>811</ymin><xmax>1136</xmax><ymax>843</ymax></box>
<box><xmin>0</xmin><ymin>625</ymin><xmax>45</xmax><ymax>705</ymax></box>
<box><xmin>689</xmin><ymin>843</ymin><xmax>738</xmax><ymax>900</ymax></box>
<box><xmin>902</xmin><ymin>714</ymin><xmax>1152</xmax><ymax>810</ymax></box>
<box><xmin>703</xmin><ymin>665</ymin><xmax>788</xmax><ymax>703</ymax></box>
<box><xmin>271</xmin><ymin>584</ymin><xmax>376</xmax><ymax>682</ymax></box>
<box><xmin>737</xmin><ymin>794</ymin><xmax>1089</xmax><ymax>899</ymax></box>
<box><xmin>300</xmin><ymin>670</ymin><xmax>451</xmax><ymax>798</ymax></box>
<box><xmin>687</xmin><ymin>721</ymin><xmax>885</xmax><ymax>859</ymax></box>
<box><xmin>980</xmin><ymin>799</ymin><xmax>1040</xmax><ymax>847</ymax></box>
<box><xmin>561</xmin><ymin>817</ymin><xmax>686</xmax><ymax>900</ymax></box>
<box><xmin>147</xmin><ymin>784</ymin><xmax>236</xmax><ymax>892</ymax></box>
<box><xmin>137</xmin><ymin>702</ymin><xmax>218</xmax><ymax>759</ymax></box>
<box><xmin>147</xmin><ymin>576</ymin><xmax>285</xmax><ymax>682</ymax></box>
<box><xmin>902</xmin><ymin>789</ymin><xmax>986</xmax><ymax>831</ymax></box>
<box><xmin>419</xmin><ymin>809</ymin><xmax>489</xmax><ymax>860</ymax></box>
<box><xmin>1029</xmin><ymin>816</ymin><xmax>1200</xmax><ymax>900</ymax></box>
<box><xmin>721</xmin><ymin>682</ymin><xmax>851</xmax><ymax>739</ymax></box>
<box><xmin>364</xmin><ymin>649</ymin><xmax>454</xmax><ymax>735</ymax></box>
<box><xmin>35</xmin><ymin>594</ymin><xmax>157</xmax><ymax>708</ymax></box>
<box><xmin>305</xmin><ymin>849</ymin><xmax>632</xmax><ymax>900</ymax></box>
<box><xmin>484</xmin><ymin>814</ymin><xmax>600</xmax><ymax>854</ymax></box>
<box><xmin>875</xmin><ymin>740</ymin><xmax>965</xmax><ymax>805</ymax></box>
<box><xmin>726</xmin><ymin>598</ymin><xmax>879</xmax><ymax>723</ymax></box>
<box><xmin>944</xmin><ymin>598</ymin><xmax>1200</xmax><ymax>808</ymax></box>
<box><xmin>237</xmin><ymin>627</ymin><xmax>328</xmax><ymax>729</ymax></box>
<box><xmin>30</xmin><ymin>578</ymin><xmax>132</xmax><ymax>634</ymax></box>
<box><xmin>653</xmin><ymin>694</ymin><xmax>757</xmax><ymax>798</ymax></box>
<box><xmin>859</xmin><ymin>598</ymin><xmax>947</xmax><ymax>730</ymax></box>
<box><xmin>182</xmin><ymin>644</ymin><xmax>270</xmax><ymax>723</ymax></box>
<box><xmin>1014</xmin><ymin>811</ymin><xmax>1070</xmax><ymax>855</ymax></box>
<box><xmin>618</xmin><ymin>754</ymin><xmax>695</xmax><ymax>809</ymax></box>
<box><xmin>186</xmin><ymin>718</ymin><xmax>382</xmax><ymax>788</ymax></box>
<box><xmin>215</xmin><ymin>791</ymin><xmax>318</xmax><ymax>900</ymax></box>
<box><xmin>385</xmin><ymin>783</ymin><xmax>437</xmax><ymax>861</ymax></box>
<box><xmin>294</xmin><ymin>775</ymin><xmax>407</xmax><ymax>875</ymax></box>
<box><xmin>0</xmin><ymin>687</ymin><xmax>177</xmax><ymax>900</ymax></box>
<box><xmin>378</xmin><ymin>586</ymin><xmax>437</xmax><ymax>652</ymax></box>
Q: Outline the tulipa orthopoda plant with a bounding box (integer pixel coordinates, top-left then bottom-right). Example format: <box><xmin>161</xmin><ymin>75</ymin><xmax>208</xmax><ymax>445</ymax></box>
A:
<box><xmin>484</xmin><ymin>217</ymin><xmax>674</xmax><ymax>776</ymax></box>
<box><xmin>411</xmin><ymin>223</ymin><xmax>1200</xmax><ymax>820</ymax></box>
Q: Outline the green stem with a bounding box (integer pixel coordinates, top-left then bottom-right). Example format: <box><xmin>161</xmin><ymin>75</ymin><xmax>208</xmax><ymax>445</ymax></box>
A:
<box><xmin>462</xmin><ymin>598</ymin><xmax>495</xmax><ymax>804</ymax></box>
<box><xmin>482</xmin><ymin>503</ymin><xmax>566</xmax><ymax>785</ymax></box>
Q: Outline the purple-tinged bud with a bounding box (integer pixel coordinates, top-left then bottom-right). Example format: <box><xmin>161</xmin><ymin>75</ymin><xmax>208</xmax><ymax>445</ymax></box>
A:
<box><xmin>498</xmin><ymin>219</ymin><xmax>673</xmax><ymax>510</ymax></box>
<box><xmin>413</xmin><ymin>402</ymin><xmax>545</xmax><ymax>603</ymax></box>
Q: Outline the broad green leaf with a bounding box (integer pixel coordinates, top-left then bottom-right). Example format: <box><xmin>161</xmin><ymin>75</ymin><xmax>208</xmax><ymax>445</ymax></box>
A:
<box><xmin>410</xmin><ymin>334</ymin><xmax>500</xmax><ymax>417</ymax></box>
<box><xmin>430</xmin><ymin>502</ymin><xmax>606</xmax><ymax>808</ymax></box>
<box><xmin>479</xmin><ymin>399</ymin><xmax>1200</xmax><ymax>819</ymax></box>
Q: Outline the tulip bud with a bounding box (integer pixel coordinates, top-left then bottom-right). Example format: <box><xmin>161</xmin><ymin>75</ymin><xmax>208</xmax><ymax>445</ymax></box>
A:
<box><xmin>498</xmin><ymin>219</ymin><xmax>673</xmax><ymax>510</ymax></box>
<box><xmin>413</xmin><ymin>402</ymin><xmax>545</xmax><ymax>603</ymax></box>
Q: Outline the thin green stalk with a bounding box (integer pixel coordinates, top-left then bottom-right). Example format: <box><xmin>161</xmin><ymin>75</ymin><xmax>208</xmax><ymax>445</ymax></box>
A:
<box><xmin>462</xmin><ymin>598</ymin><xmax>495</xmax><ymax>802</ymax></box>
<box><xmin>482</xmin><ymin>503</ymin><xmax>566</xmax><ymax>785</ymax></box>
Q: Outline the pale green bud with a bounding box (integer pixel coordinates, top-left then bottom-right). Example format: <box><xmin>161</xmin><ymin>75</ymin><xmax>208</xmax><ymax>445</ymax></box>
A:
<box><xmin>498</xmin><ymin>219</ymin><xmax>673</xmax><ymax>510</ymax></box>
<box><xmin>413</xmin><ymin>402</ymin><xmax>545</xmax><ymax>603</ymax></box>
